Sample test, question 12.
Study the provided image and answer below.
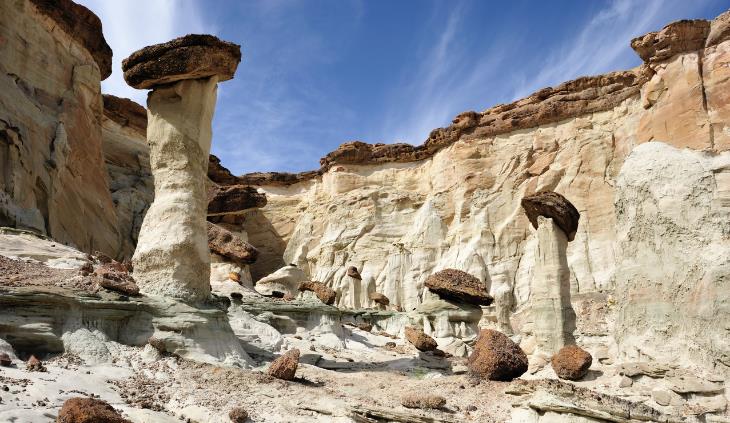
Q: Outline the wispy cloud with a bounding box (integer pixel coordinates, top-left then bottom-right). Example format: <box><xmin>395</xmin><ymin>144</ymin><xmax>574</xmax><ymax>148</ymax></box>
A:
<box><xmin>77</xmin><ymin>0</ymin><xmax>215</xmax><ymax>105</ymax></box>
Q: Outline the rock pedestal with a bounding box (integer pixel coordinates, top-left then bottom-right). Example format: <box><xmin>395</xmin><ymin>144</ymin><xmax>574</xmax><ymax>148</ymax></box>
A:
<box><xmin>123</xmin><ymin>35</ymin><xmax>241</xmax><ymax>303</ymax></box>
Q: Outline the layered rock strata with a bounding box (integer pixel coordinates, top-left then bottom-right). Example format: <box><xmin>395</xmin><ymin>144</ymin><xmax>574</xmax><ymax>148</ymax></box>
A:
<box><xmin>126</xmin><ymin>35</ymin><xmax>241</xmax><ymax>302</ymax></box>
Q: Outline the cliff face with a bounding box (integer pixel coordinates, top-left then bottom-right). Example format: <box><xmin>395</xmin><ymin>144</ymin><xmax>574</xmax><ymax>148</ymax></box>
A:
<box><xmin>232</xmin><ymin>13</ymin><xmax>730</xmax><ymax>371</ymax></box>
<box><xmin>0</xmin><ymin>0</ymin><xmax>120</xmax><ymax>256</ymax></box>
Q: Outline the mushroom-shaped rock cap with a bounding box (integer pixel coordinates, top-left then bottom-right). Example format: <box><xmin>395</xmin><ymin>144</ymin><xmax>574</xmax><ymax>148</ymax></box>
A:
<box><xmin>521</xmin><ymin>191</ymin><xmax>580</xmax><ymax>241</ymax></box>
<box><xmin>122</xmin><ymin>34</ymin><xmax>241</xmax><ymax>89</ymax></box>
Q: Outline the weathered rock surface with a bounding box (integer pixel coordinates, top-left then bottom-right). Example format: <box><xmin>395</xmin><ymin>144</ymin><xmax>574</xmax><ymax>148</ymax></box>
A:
<box><xmin>122</xmin><ymin>34</ymin><xmax>242</xmax><ymax>89</ymax></box>
<box><xmin>424</xmin><ymin>269</ymin><xmax>493</xmax><ymax>306</ymax></box>
<box><xmin>520</xmin><ymin>191</ymin><xmax>580</xmax><ymax>241</ymax></box>
<box><xmin>631</xmin><ymin>19</ymin><xmax>711</xmax><ymax>63</ymax></box>
<box><xmin>208</xmin><ymin>222</ymin><xmax>258</xmax><ymax>265</ymax></box>
<box><xmin>468</xmin><ymin>329</ymin><xmax>527</xmax><ymax>381</ymax></box>
<box><xmin>268</xmin><ymin>348</ymin><xmax>299</xmax><ymax>380</ymax></box>
<box><xmin>404</xmin><ymin>326</ymin><xmax>437</xmax><ymax>352</ymax></box>
<box><xmin>401</xmin><ymin>393</ymin><xmax>446</xmax><ymax>409</ymax></box>
<box><xmin>57</xmin><ymin>397</ymin><xmax>131</xmax><ymax>423</ymax></box>
<box><xmin>299</xmin><ymin>281</ymin><xmax>336</xmax><ymax>305</ymax></box>
<box><xmin>208</xmin><ymin>185</ymin><xmax>266</xmax><ymax>215</ymax></box>
<box><xmin>551</xmin><ymin>345</ymin><xmax>592</xmax><ymax>380</ymax></box>
<box><xmin>95</xmin><ymin>264</ymin><xmax>140</xmax><ymax>296</ymax></box>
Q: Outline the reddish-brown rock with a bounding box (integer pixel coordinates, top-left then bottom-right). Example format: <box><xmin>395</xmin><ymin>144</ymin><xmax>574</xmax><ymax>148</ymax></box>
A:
<box><xmin>424</xmin><ymin>269</ymin><xmax>493</xmax><ymax>306</ymax></box>
<box><xmin>551</xmin><ymin>345</ymin><xmax>593</xmax><ymax>380</ymax></box>
<box><xmin>207</xmin><ymin>222</ymin><xmax>258</xmax><ymax>264</ymax></box>
<box><xmin>268</xmin><ymin>349</ymin><xmax>299</xmax><ymax>381</ymax></box>
<box><xmin>631</xmin><ymin>19</ymin><xmax>710</xmax><ymax>63</ymax></box>
<box><xmin>298</xmin><ymin>281</ymin><xmax>336</xmax><ymax>305</ymax></box>
<box><xmin>0</xmin><ymin>352</ymin><xmax>12</xmax><ymax>367</ymax></box>
<box><xmin>228</xmin><ymin>407</ymin><xmax>248</xmax><ymax>423</ymax></box>
<box><xmin>207</xmin><ymin>185</ymin><xmax>267</xmax><ymax>215</ymax></box>
<box><xmin>57</xmin><ymin>397</ymin><xmax>131</xmax><ymax>423</ymax></box>
<box><xmin>467</xmin><ymin>329</ymin><xmax>528</xmax><ymax>381</ymax></box>
<box><xmin>369</xmin><ymin>292</ymin><xmax>390</xmax><ymax>307</ymax></box>
<box><xmin>404</xmin><ymin>326</ymin><xmax>437</xmax><ymax>352</ymax></box>
<box><xmin>95</xmin><ymin>264</ymin><xmax>140</xmax><ymax>296</ymax></box>
<box><xmin>521</xmin><ymin>191</ymin><xmax>580</xmax><ymax>241</ymax></box>
<box><xmin>28</xmin><ymin>0</ymin><xmax>113</xmax><ymax>79</ymax></box>
<box><xmin>346</xmin><ymin>266</ymin><xmax>362</xmax><ymax>280</ymax></box>
<box><xmin>122</xmin><ymin>34</ymin><xmax>242</xmax><ymax>89</ymax></box>
<box><xmin>26</xmin><ymin>355</ymin><xmax>46</xmax><ymax>372</ymax></box>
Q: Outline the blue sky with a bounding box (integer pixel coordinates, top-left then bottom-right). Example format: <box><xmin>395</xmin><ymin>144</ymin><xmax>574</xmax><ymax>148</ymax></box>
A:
<box><xmin>80</xmin><ymin>0</ymin><xmax>728</xmax><ymax>175</ymax></box>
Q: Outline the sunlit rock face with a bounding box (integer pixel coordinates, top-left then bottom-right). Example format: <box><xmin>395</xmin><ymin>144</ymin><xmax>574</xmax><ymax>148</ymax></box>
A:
<box><xmin>0</xmin><ymin>0</ymin><xmax>121</xmax><ymax>256</ymax></box>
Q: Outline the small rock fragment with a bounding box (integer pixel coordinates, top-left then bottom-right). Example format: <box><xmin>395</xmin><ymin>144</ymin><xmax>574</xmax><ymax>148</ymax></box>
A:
<box><xmin>401</xmin><ymin>393</ymin><xmax>446</xmax><ymax>409</ymax></box>
<box><xmin>26</xmin><ymin>355</ymin><xmax>46</xmax><ymax>372</ymax></box>
<box><xmin>0</xmin><ymin>353</ymin><xmax>11</xmax><ymax>367</ymax></box>
<box><xmin>619</xmin><ymin>375</ymin><xmax>633</xmax><ymax>388</ymax></box>
<box><xmin>268</xmin><ymin>349</ymin><xmax>300</xmax><ymax>381</ymax></box>
<box><xmin>228</xmin><ymin>406</ymin><xmax>248</xmax><ymax>423</ymax></box>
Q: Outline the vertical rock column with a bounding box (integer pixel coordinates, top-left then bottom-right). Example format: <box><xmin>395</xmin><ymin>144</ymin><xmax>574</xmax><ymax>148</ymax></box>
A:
<box><xmin>521</xmin><ymin>191</ymin><xmax>580</xmax><ymax>355</ymax></box>
<box><xmin>122</xmin><ymin>35</ymin><xmax>241</xmax><ymax>302</ymax></box>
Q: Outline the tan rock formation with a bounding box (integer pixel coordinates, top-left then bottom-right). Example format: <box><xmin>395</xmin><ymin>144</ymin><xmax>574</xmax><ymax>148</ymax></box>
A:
<box><xmin>127</xmin><ymin>35</ymin><xmax>241</xmax><ymax>302</ymax></box>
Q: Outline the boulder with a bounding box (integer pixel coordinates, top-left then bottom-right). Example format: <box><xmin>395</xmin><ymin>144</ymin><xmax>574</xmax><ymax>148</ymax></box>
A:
<box><xmin>207</xmin><ymin>222</ymin><xmax>258</xmax><ymax>264</ymax></box>
<box><xmin>298</xmin><ymin>281</ymin><xmax>336</xmax><ymax>305</ymax></box>
<box><xmin>401</xmin><ymin>393</ymin><xmax>446</xmax><ymax>409</ymax></box>
<box><xmin>268</xmin><ymin>349</ymin><xmax>299</xmax><ymax>381</ymax></box>
<box><xmin>551</xmin><ymin>345</ymin><xmax>593</xmax><ymax>380</ymax></box>
<box><xmin>520</xmin><ymin>191</ymin><xmax>580</xmax><ymax>241</ymax></box>
<box><xmin>57</xmin><ymin>397</ymin><xmax>131</xmax><ymax>423</ymax></box>
<box><xmin>404</xmin><ymin>326</ymin><xmax>437</xmax><ymax>352</ymax></box>
<box><xmin>369</xmin><ymin>292</ymin><xmax>390</xmax><ymax>307</ymax></box>
<box><xmin>424</xmin><ymin>269</ymin><xmax>493</xmax><ymax>306</ymax></box>
<box><xmin>0</xmin><ymin>352</ymin><xmax>11</xmax><ymax>367</ymax></box>
<box><xmin>467</xmin><ymin>329</ymin><xmax>528</xmax><ymax>381</ymax></box>
<box><xmin>122</xmin><ymin>34</ymin><xmax>241</xmax><ymax>89</ymax></box>
<box><xmin>346</xmin><ymin>266</ymin><xmax>362</xmax><ymax>280</ymax></box>
<box><xmin>207</xmin><ymin>185</ymin><xmax>267</xmax><ymax>215</ymax></box>
<box><xmin>26</xmin><ymin>355</ymin><xmax>46</xmax><ymax>372</ymax></box>
<box><xmin>228</xmin><ymin>407</ymin><xmax>248</xmax><ymax>423</ymax></box>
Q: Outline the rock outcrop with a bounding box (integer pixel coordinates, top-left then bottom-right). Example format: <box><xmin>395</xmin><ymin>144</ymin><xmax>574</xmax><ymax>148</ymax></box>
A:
<box><xmin>424</xmin><ymin>269</ymin><xmax>493</xmax><ymax>306</ymax></box>
<box><xmin>207</xmin><ymin>185</ymin><xmax>266</xmax><ymax>216</ymax></box>
<box><xmin>551</xmin><ymin>345</ymin><xmax>592</xmax><ymax>380</ymax></box>
<box><xmin>467</xmin><ymin>329</ymin><xmax>527</xmax><ymax>381</ymax></box>
<box><xmin>127</xmin><ymin>35</ymin><xmax>241</xmax><ymax>302</ymax></box>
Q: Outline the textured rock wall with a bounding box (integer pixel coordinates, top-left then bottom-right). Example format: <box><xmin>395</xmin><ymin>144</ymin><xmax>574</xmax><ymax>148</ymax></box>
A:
<box><xmin>0</xmin><ymin>0</ymin><xmax>120</xmax><ymax>256</ymax></box>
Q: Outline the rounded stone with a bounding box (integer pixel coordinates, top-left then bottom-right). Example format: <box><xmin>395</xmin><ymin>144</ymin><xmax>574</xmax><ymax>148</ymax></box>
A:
<box><xmin>122</xmin><ymin>34</ymin><xmax>241</xmax><ymax>89</ymax></box>
<box><xmin>551</xmin><ymin>345</ymin><xmax>593</xmax><ymax>380</ymax></box>
<box><xmin>467</xmin><ymin>329</ymin><xmax>528</xmax><ymax>381</ymax></box>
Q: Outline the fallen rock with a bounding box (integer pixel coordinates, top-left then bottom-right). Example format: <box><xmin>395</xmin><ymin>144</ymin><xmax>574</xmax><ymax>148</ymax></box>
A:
<box><xmin>207</xmin><ymin>185</ymin><xmax>267</xmax><ymax>215</ymax></box>
<box><xmin>551</xmin><ymin>345</ymin><xmax>593</xmax><ymax>380</ymax></box>
<box><xmin>57</xmin><ymin>397</ymin><xmax>131</xmax><ymax>423</ymax></box>
<box><xmin>0</xmin><ymin>353</ymin><xmax>11</xmax><ymax>367</ymax></box>
<box><xmin>404</xmin><ymin>326</ymin><xmax>437</xmax><ymax>352</ymax></box>
<box><xmin>268</xmin><ymin>349</ymin><xmax>299</xmax><ymax>380</ymax></box>
<box><xmin>424</xmin><ymin>269</ymin><xmax>493</xmax><ymax>306</ymax></box>
<box><xmin>401</xmin><ymin>393</ymin><xmax>446</xmax><ymax>409</ymax></box>
<box><xmin>346</xmin><ymin>266</ymin><xmax>362</xmax><ymax>280</ymax></box>
<box><xmin>208</xmin><ymin>222</ymin><xmax>258</xmax><ymax>264</ymax></box>
<box><xmin>122</xmin><ymin>34</ymin><xmax>242</xmax><ymax>89</ymax></box>
<box><xmin>467</xmin><ymin>329</ymin><xmax>527</xmax><ymax>381</ymax></box>
<box><xmin>369</xmin><ymin>292</ymin><xmax>390</xmax><ymax>307</ymax></box>
<box><xmin>298</xmin><ymin>281</ymin><xmax>336</xmax><ymax>305</ymax></box>
<box><xmin>228</xmin><ymin>407</ymin><xmax>248</xmax><ymax>423</ymax></box>
<box><xmin>520</xmin><ymin>191</ymin><xmax>580</xmax><ymax>241</ymax></box>
<box><xmin>26</xmin><ymin>355</ymin><xmax>46</xmax><ymax>372</ymax></box>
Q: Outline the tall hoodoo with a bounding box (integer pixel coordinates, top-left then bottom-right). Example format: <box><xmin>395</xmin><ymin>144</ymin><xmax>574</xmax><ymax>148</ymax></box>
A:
<box><xmin>521</xmin><ymin>191</ymin><xmax>579</xmax><ymax>356</ymax></box>
<box><xmin>123</xmin><ymin>34</ymin><xmax>241</xmax><ymax>302</ymax></box>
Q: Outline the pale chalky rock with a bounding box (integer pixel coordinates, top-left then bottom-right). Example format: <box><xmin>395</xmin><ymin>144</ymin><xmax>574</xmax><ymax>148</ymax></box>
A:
<box><xmin>128</xmin><ymin>35</ymin><xmax>241</xmax><ymax>303</ymax></box>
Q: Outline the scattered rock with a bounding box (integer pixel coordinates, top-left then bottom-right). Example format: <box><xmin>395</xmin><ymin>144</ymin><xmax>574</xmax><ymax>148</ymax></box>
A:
<box><xmin>404</xmin><ymin>326</ymin><xmax>437</xmax><ymax>352</ymax></box>
<box><xmin>122</xmin><ymin>34</ymin><xmax>242</xmax><ymax>89</ymax></box>
<box><xmin>369</xmin><ymin>292</ymin><xmax>390</xmax><ymax>307</ymax></box>
<box><xmin>97</xmin><ymin>276</ymin><xmax>140</xmax><ymax>296</ymax></box>
<box><xmin>467</xmin><ymin>329</ymin><xmax>528</xmax><ymax>381</ymax></box>
<box><xmin>401</xmin><ymin>393</ymin><xmax>446</xmax><ymax>409</ymax></box>
<box><xmin>26</xmin><ymin>355</ymin><xmax>46</xmax><ymax>372</ymax></box>
<box><xmin>268</xmin><ymin>349</ymin><xmax>299</xmax><ymax>381</ymax></box>
<box><xmin>618</xmin><ymin>376</ymin><xmax>633</xmax><ymax>388</ymax></box>
<box><xmin>521</xmin><ymin>191</ymin><xmax>580</xmax><ymax>241</ymax></box>
<box><xmin>424</xmin><ymin>269</ymin><xmax>493</xmax><ymax>306</ymax></box>
<box><xmin>208</xmin><ymin>222</ymin><xmax>258</xmax><ymax>264</ymax></box>
<box><xmin>356</xmin><ymin>323</ymin><xmax>373</xmax><ymax>332</ymax></box>
<box><xmin>79</xmin><ymin>262</ymin><xmax>94</xmax><ymax>276</ymax></box>
<box><xmin>229</xmin><ymin>272</ymin><xmax>241</xmax><ymax>283</ymax></box>
<box><xmin>228</xmin><ymin>406</ymin><xmax>248</xmax><ymax>423</ymax></box>
<box><xmin>551</xmin><ymin>345</ymin><xmax>593</xmax><ymax>380</ymax></box>
<box><xmin>617</xmin><ymin>362</ymin><xmax>673</xmax><ymax>378</ymax></box>
<box><xmin>651</xmin><ymin>389</ymin><xmax>673</xmax><ymax>406</ymax></box>
<box><xmin>57</xmin><ymin>397</ymin><xmax>131</xmax><ymax>423</ymax></box>
<box><xmin>94</xmin><ymin>263</ymin><xmax>140</xmax><ymax>296</ymax></box>
<box><xmin>0</xmin><ymin>353</ymin><xmax>11</xmax><ymax>367</ymax></box>
<box><xmin>666</xmin><ymin>375</ymin><xmax>724</xmax><ymax>394</ymax></box>
<box><xmin>346</xmin><ymin>266</ymin><xmax>362</xmax><ymax>280</ymax></box>
<box><xmin>147</xmin><ymin>337</ymin><xmax>166</xmax><ymax>353</ymax></box>
<box><xmin>298</xmin><ymin>281</ymin><xmax>336</xmax><ymax>305</ymax></box>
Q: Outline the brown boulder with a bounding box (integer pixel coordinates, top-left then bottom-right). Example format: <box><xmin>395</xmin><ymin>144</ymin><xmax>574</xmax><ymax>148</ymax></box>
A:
<box><xmin>356</xmin><ymin>322</ymin><xmax>373</xmax><ymax>332</ymax></box>
<box><xmin>404</xmin><ymin>326</ymin><xmax>437</xmax><ymax>352</ymax></box>
<box><xmin>57</xmin><ymin>397</ymin><xmax>131</xmax><ymax>423</ymax></box>
<box><xmin>207</xmin><ymin>185</ymin><xmax>267</xmax><ymax>215</ymax></box>
<box><xmin>28</xmin><ymin>0</ymin><xmax>113</xmax><ymax>79</ymax></box>
<box><xmin>520</xmin><ymin>191</ymin><xmax>580</xmax><ymax>241</ymax></box>
<box><xmin>228</xmin><ymin>407</ymin><xmax>248</xmax><ymax>423</ymax></box>
<box><xmin>95</xmin><ymin>264</ymin><xmax>140</xmax><ymax>296</ymax></box>
<box><xmin>369</xmin><ymin>292</ymin><xmax>390</xmax><ymax>307</ymax></box>
<box><xmin>268</xmin><ymin>349</ymin><xmax>299</xmax><ymax>381</ymax></box>
<box><xmin>122</xmin><ymin>34</ymin><xmax>241</xmax><ymax>89</ymax></box>
<box><xmin>346</xmin><ymin>266</ymin><xmax>362</xmax><ymax>280</ymax></box>
<box><xmin>551</xmin><ymin>345</ymin><xmax>593</xmax><ymax>380</ymax></box>
<box><xmin>298</xmin><ymin>281</ymin><xmax>336</xmax><ymax>305</ymax></box>
<box><xmin>26</xmin><ymin>355</ymin><xmax>46</xmax><ymax>372</ymax></box>
<box><xmin>631</xmin><ymin>19</ymin><xmax>710</xmax><ymax>63</ymax></box>
<box><xmin>207</xmin><ymin>222</ymin><xmax>258</xmax><ymax>264</ymax></box>
<box><xmin>467</xmin><ymin>329</ymin><xmax>528</xmax><ymax>381</ymax></box>
<box><xmin>424</xmin><ymin>269</ymin><xmax>493</xmax><ymax>306</ymax></box>
<box><xmin>401</xmin><ymin>393</ymin><xmax>446</xmax><ymax>409</ymax></box>
<box><xmin>0</xmin><ymin>352</ymin><xmax>12</xmax><ymax>367</ymax></box>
